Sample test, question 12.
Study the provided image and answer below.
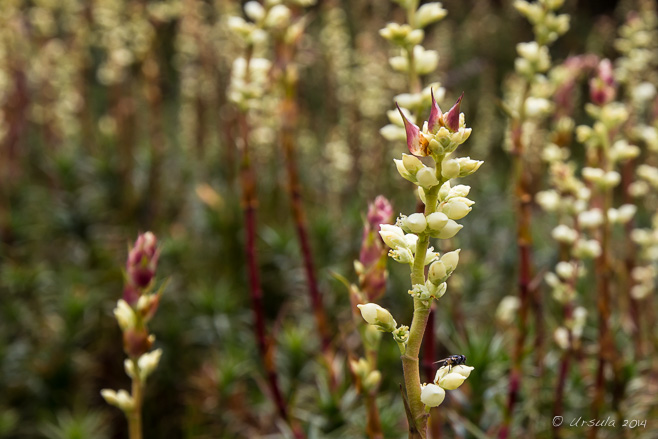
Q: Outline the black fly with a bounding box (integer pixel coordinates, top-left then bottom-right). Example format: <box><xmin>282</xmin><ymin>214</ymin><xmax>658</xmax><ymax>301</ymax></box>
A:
<box><xmin>433</xmin><ymin>355</ymin><xmax>467</xmax><ymax>371</ymax></box>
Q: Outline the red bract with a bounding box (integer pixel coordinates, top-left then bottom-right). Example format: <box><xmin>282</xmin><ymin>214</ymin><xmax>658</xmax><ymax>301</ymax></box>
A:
<box><xmin>444</xmin><ymin>93</ymin><xmax>463</xmax><ymax>133</ymax></box>
<box><xmin>397</xmin><ymin>103</ymin><xmax>429</xmax><ymax>157</ymax></box>
<box><xmin>589</xmin><ymin>59</ymin><xmax>616</xmax><ymax>106</ymax></box>
<box><xmin>428</xmin><ymin>89</ymin><xmax>443</xmax><ymax>133</ymax></box>
<box><xmin>127</xmin><ymin>232</ymin><xmax>160</xmax><ymax>288</ymax></box>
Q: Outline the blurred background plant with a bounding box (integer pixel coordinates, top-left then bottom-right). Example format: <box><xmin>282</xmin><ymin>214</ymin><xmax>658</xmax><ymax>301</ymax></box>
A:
<box><xmin>0</xmin><ymin>0</ymin><xmax>657</xmax><ymax>438</ymax></box>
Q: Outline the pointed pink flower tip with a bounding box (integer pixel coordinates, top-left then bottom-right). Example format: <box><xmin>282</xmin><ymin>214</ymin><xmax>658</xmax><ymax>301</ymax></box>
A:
<box><xmin>444</xmin><ymin>92</ymin><xmax>463</xmax><ymax>132</ymax></box>
<box><xmin>597</xmin><ymin>59</ymin><xmax>614</xmax><ymax>86</ymax></box>
<box><xmin>367</xmin><ymin>195</ymin><xmax>394</xmax><ymax>229</ymax></box>
<box><xmin>427</xmin><ymin>88</ymin><xmax>442</xmax><ymax>133</ymax></box>
<box><xmin>396</xmin><ymin>102</ymin><xmax>426</xmax><ymax>156</ymax></box>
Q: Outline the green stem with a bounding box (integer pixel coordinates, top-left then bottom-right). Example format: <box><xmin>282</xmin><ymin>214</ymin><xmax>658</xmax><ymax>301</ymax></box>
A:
<box><xmin>401</xmin><ymin>182</ymin><xmax>441</xmax><ymax>437</ymax></box>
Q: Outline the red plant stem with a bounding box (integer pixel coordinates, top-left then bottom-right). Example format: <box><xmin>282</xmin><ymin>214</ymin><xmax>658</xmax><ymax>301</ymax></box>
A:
<box><xmin>278</xmin><ymin>42</ymin><xmax>334</xmax><ymax>379</ymax></box>
<box><xmin>621</xmin><ymin>159</ymin><xmax>642</xmax><ymax>357</ymax></box>
<box><xmin>1</xmin><ymin>63</ymin><xmax>29</xmax><ymax>243</ymax></box>
<box><xmin>238</xmin><ymin>111</ymin><xmax>291</xmax><ymax>430</ymax></box>
<box><xmin>365</xmin><ymin>392</ymin><xmax>384</xmax><ymax>439</ymax></box>
<box><xmin>588</xmin><ymin>134</ymin><xmax>624</xmax><ymax>439</ymax></box>
<box><xmin>422</xmin><ymin>307</ymin><xmax>436</xmax><ymax>385</ymax></box>
<box><xmin>552</xmin><ymin>347</ymin><xmax>571</xmax><ymax>439</ymax></box>
<box><xmin>142</xmin><ymin>52</ymin><xmax>165</xmax><ymax>226</ymax></box>
<box><xmin>500</xmin><ymin>114</ymin><xmax>534</xmax><ymax>439</ymax></box>
<box><xmin>552</xmin><ymin>301</ymin><xmax>573</xmax><ymax>439</ymax></box>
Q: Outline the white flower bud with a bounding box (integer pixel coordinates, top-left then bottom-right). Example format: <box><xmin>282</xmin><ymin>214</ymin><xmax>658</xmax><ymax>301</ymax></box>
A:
<box><xmin>554</xmin><ymin>327</ymin><xmax>570</xmax><ymax>350</ymax></box>
<box><xmin>525</xmin><ymin>97</ymin><xmax>553</xmax><ymax>118</ymax></box>
<box><xmin>114</xmin><ymin>299</ymin><xmax>135</xmax><ymax>331</ymax></box>
<box><xmin>402</xmin><ymin>153</ymin><xmax>424</xmax><ymax>173</ymax></box>
<box><xmin>536</xmin><ymin>190</ymin><xmax>561</xmax><ymax>212</ymax></box>
<box><xmin>578</xmin><ymin>209</ymin><xmax>603</xmax><ymax>229</ymax></box>
<box><xmin>363</xmin><ymin>370</ymin><xmax>382</xmax><ymax>391</ymax></box>
<box><xmin>632</xmin><ymin>82</ymin><xmax>656</xmax><ymax>103</ymax></box>
<box><xmin>138</xmin><ymin>349</ymin><xmax>163</xmax><ymax>381</ymax></box>
<box><xmin>436</xmin><ymin>220</ymin><xmax>462</xmax><ymax>239</ymax></box>
<box><xmin>404</xmin><ymin>233</ymin><xmax>419</xmax><ymax>252</ymax></box>
<box><xmin>603</xmin><ymin>171</ymin><xmax>621</xmax><ymax>188</ymax></box>
<box><xmin>440</xmin><ymin>249</ymin><xmax>460</xmax><ymax>273</ymax></box>
<box><xmin>395</xmin><ymin>92</ymin><xmax>423</xmax><ymax>109</ymax></box>
<box><xmin>379</xmin><ymin>225</ymin><xmax>407</xmax><ymax>249</ymax></box>
<box><xmin>404</xmin><ymin>213</ymin><xmax>427</xmax><ymax>233</ymax></box>
<box><xmin>428</xmin><ymin>281</ymin><xmax>447</xmax><ymax>299</ymax></box>
<box><xmin>416</xmin><ymin>3</ymin><xmax>448</xmax><ymax>28</ymax></box>
<box><xmin>406</xmin><ymin>29</ymin><xmax>425</xmax><ymax>46</ymax></box>
<box><xmin>456</xmin><ymin>158</ymin><xmax>483</xmax><ymax>177</ymax></box>
<box><xmin>426</xmin><ymin>212</ymin><xmax>449</xmax><ymax>232</ymax></box>
<box><xmin>264</xmin><ymin>4</ymin><xmax>291</xmax><ymax>28</ymax></box>
<box><xmin>441</xmin><ymin>199</ymin><xmax>472</xmax><ymax>220</ymax></box>
<box><xmin>124</xmin><ymin>359</ymin><xmax>136</xmax><ymax>379</ymax></box>
<box><xmin>573</xmin><ymin>239</ymin><xmax>601</xmax><ymax>259</ymax></box>
<box><xmin>448</xmin><ymin>185</ymin><xmax>471</xmax><ymax>198</ymax></box>
<box><xmin>381</xmin><ymin>124</ymin><xmax>406</xmax><ymax>142</ymax></box>
<box><xmin>438</xmin><ymin>181</ymin><xmax>451</xmax><ymax>200</ymax></box>
<box><xmin>414</xmin><ymin>45</ymin><xmax>439</xmax><ymax>75</ymax></box>
<box><xmin>244</xmin><ymin>1</ymin><xmax>265</xmax><ymax>21</ymax></box>
<box><xmin>552</xmin><ymin>225</ymin><xmax>578</xmax><ymax>244</ymax></box>
<box><xmin>582</xmin><ymin>167</ymin><xmax>604</xmax><ymax>183</ymax></box>
<box><xmin>357</xmin><ymin>303</ymin><xmax>397</xmax><ymax>332</ymax></box>
<box><xmin>394</xmin><ymin>158</ymin><xmax>414</xmax><ymax>181</ymax></box>
<box><xmin>416</xmin><ymin>167</ymin><xmax>439</xmax><ymax>188</ymax></box>
<box><xmin>451</xmin><ymin>365</ymin><xmax>474</xmax><ymax>378</ymax></box>
<box><xmin>101</xmin><ymin>389</ymin><xmax>135</xmax><ymax>412</ymax></box>
<box><xmin>428</xmin><ymin>260</ymin><xmax>447</xmax><ymax>285</ymax></box>
<box><xmin>438</xmin><ymin>372</ymin><xmax>467</xmax><ymax>390</ymax></box>
<box><xmin>390</xmin><ymin>247</ymin><xmax>414</xmax><ymax>264</ymax></box>
<box><xmin>555</xmin><ymin>261</ymin><xmax>575</xmax><ymax>280</ymax></box>
<box><xmin>420</xmin><ymin>383</ymin><xmax>446</xmax><ymax>407</ymax></box>
<box><xmin>441</xmin><ymin>158</ymin><xmax>460</xmax><ymax>180</ymax></box>
<box><xmin>496</xmin><ymin>296</ymin><xmax>520</xmax><ymax>325</ymax></box>
<box><xmin>425</xmin><ymin>249</ymin><xmax>439</xmax><ymax>265</ymax></box>
<box><xmin>389</xmin><ymin>56</ymin><xmax>409</xmax><ymax>72</ymax></box>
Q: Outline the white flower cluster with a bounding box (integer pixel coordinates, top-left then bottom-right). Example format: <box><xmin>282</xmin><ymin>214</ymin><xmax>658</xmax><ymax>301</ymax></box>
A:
<box><xmin>420</xmin><ymin>364</ymin><xmax>475</xmax><ymax>407</ymax></box>
<box><xmin>378</xmin><ymin>2</ymin><xmax>448</xmax><ymax>142</ymax></box>
<box><xmin>614</xmin><ymin>3</ymin><xmax>658</xmax><ymax>85</ymax></box>
<box><xmin>514</xmin><ymin>0</ymin><xmax>570</xmax><ymax>47</ymax></box>
<box><xmin>381</xmin><ymin>84</ymin><xmax>445</xmax><ymax>142</ymax></box>
<box><xmin>227</xmin><ymin>0</ymin><xmax>315</xmax><ymax>110</ymax></box>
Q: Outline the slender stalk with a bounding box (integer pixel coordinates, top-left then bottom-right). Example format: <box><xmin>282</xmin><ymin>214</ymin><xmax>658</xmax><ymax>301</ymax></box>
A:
<box><xmin>500</xmin><ymin>84</ymin><xmax>534</xmax><ymax>438</ymax></box>
<box><xmin>621</xmin><ymin>159</ymin><xmax>642</xmax><ymax>358</ymax></box>
<box><xmin>142</xmin><ymin>52</ymin><xmax>165</xmax><ymax>227</ymax></box>
<box><xmin>365</xmin><ymin>392</ymin><xmax>384</xmax><ymax>439</ymax></box>
<box><xmin>238</xmin><ymin>111</ymin><xmax>290</xmax><ymax>424</ymax></box>
<box><xmin>277</xmin><ymin>37</ymin><xmax>335</xmax><ymax>383</ymax></box>
<box><xmin>552</xmin><ymin>303</ymin><xmax>572</xmax><ymax>439</ymax></box>
<box><xmin>128</xmin><ymin>359</ymin><xmax>143</xmax><ymax>439</ymax></box>
<box><xmin>588</xmin><ymin>125</ymin><xmax>624</xmax><ymax>439</ymax></box>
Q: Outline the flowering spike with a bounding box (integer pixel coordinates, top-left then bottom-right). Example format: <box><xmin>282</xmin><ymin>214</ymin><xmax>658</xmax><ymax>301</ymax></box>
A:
<box><xmin>443</xmin><ymin>93</ymin><xmax>463</xmax><ymax>132</ymax></box>
<box><xmin>427</xmin><ymin>89</ymin><xmax>443</xmax><ymax>133</ymax></box>
<box><xmin>396</xmin><ymin>102</ymin><xmax>428</xmax><ymax>156</ymax></box>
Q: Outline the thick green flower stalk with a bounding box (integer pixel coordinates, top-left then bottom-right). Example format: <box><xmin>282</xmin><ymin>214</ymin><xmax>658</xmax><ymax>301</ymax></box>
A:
<box><xmin>358</xmin><ymin>90</ymin><xmax>480</xmax><ymax>438</ymax></box>
<box><xmin>101</xmin><ymin>232</ymin><xmax>164</xmax><ymax>439</ymax></box>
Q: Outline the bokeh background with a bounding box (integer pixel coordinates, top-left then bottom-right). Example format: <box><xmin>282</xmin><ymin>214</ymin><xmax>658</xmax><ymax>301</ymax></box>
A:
<box><xmin>1</xmin><ymin>0</ymin><xmax>656</xmax><ymax>438</ymax></box>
